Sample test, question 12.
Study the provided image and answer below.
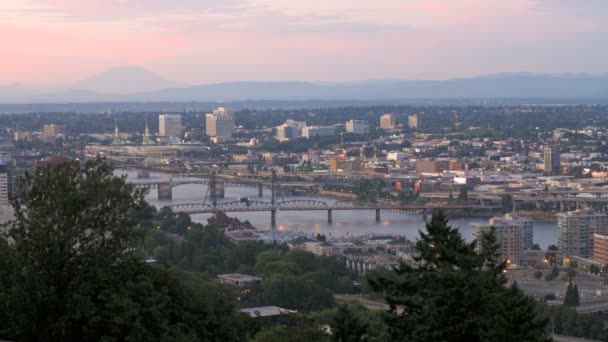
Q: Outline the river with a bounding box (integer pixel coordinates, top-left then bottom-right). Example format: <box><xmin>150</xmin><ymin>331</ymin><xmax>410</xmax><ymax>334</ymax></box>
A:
<box><xmin>119</xmin><ymin>170</ymin><xmax>558</xmax><ymax>249</ymax></box>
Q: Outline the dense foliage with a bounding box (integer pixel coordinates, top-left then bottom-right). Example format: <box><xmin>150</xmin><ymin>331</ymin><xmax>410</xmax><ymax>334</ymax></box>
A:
<box><xmin>368</xmin><ymin>212</ymin><xmax>551</xmax><ymax>342</ymax></box>
<box><xmin>0</xmin><ymin>159</ymin><xmax>249</xmax><ymax>341</ymax></box>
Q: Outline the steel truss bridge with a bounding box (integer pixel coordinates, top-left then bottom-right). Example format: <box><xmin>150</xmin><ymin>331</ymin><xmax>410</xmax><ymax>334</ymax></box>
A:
<box><xmin>166</xmin><ymin>199</ymin><xmax>488</xmax><ymax>225</ymax></box>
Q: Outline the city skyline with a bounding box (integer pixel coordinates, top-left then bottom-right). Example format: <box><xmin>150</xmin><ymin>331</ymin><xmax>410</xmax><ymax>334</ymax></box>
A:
<box><xmin>1</xmin><ymin>0</ymin><xmax>608</xmax><ymax>86</ymax></box>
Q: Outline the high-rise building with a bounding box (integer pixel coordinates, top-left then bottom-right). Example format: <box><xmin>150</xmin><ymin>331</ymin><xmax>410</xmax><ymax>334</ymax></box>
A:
<box><xmin>205</xmin><ymin>108</ymin><xmax>235</xmax><ymax>141</ymax></box>
<box><xmin>379</xmin><ymin>114</ymin><xmax>396</xmax><ymax>130</ymax></box>
<box><xmin>13</xmin><ymin>130</ymin><xmax>32</xmax><ymax>142</ymax></box>
<box><xmin>276</xmin><ymin>120</ymin><xmax>306</xmax><ymax>141</ymax></box>
<box><xmin>0</xmin><ymin>161</ymin><xmax>14</xmax><ymax>226</ymax></box>
<box><xmin>159</xmin><ymin>114</ymin><xmax>183</xmax><ymax>138</ymax></box>
<box><xmin>593</xmin><ymin>234</ymin><xmax>608</xmax><ymax>265</ymax></box>
<box><xmin>490</xmin><ymin>213</ymin><xmax>534</xmax><ymax>250</ymax></box>
<box><xmin>472</xmin><ymin>221</ymin><xmax>525</xmax><ymax>264</ymax></box>
<box><xmin>408</xmin><ymin>114</ymin><xmax>418</xmax><ymax>129</ymax></box>
<box><xmin>346</xmin><ymin>120</ymin><xmax>369</xmax><ymax>134</ymax></box>
<box><xmin>41</xmin><ymin>124</ymin><xmax>66</xmax><ymax>143</ymax></box>
<box><xmin>558</xmin><ymin>208</ymin><xmax>608</xmax><ymax>259</ymax></box>
<box><xmin>544</xmin><ymin>146</ymin><xmax>560</xmax><ymax>174</ymax></box>
<box><xmin>0</xmin><ymin>162</ymin><xmax>8</xmax><ymax>206</ymax></box>
<box><xmin>302</xmin><ymin>126</ymin><xmax>335</xmax><ymax>138</ymax></box>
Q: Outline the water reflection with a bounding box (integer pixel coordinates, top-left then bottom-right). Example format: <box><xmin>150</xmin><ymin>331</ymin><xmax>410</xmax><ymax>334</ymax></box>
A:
<box><xmin>120</xmin><ymin>169</ymin><xmax>558</xmax><ymax>249</ymax></box>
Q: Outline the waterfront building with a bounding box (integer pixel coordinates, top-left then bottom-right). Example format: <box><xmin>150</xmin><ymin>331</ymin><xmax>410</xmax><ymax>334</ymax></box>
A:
<box><xmin>329</xmin><ymin>158</ymin><xmax>365</xmax><ymax>172</ymax></box>
<box><xmin>489</xmin><ymin>213</ymin><xmax>534</xmax><ymax>250</ymax></box>
<box><xmin>159</xmin><ymin>114</ymin><xmax>183</xmax><ymax>138</ymax></box>
<box><xmin>558</xmin><ymin>208</ymin><xmax>608</xmax><ymax>259</ymax></box>
<box><xmin>380</xmin><ymin>114</ymin><xmax>396</xmax><ymax>130</ymax></box>
<box><xmin>205</xmin><ymin>108</ymin><xmax>235</xmax><ymax>141</ymax></box>
<box><xmin>346</xmin><ymin>120</ymin><xmax>370</xmax><ymax>134</ymax></box>
<box><xmin>472</xmin><ymin>220</ymin><xmax>525</xmax><ymax>265</ymax></box>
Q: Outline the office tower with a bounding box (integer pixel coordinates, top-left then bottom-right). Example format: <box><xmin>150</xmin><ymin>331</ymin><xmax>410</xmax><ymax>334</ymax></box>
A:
<box><xmin>346</xmin><ymin>120</ymin><xmax>370</xmax><ymax>134</ymax></box>
<box><xmin>159</xmin><ymin>114</ymin><xmax>183</xmax><ymax>138</ymax></box>
<box><xmin>0</xmin><ymin>162</ymin><xmax>8</xmax><ymax>206</ymax></box>
<box><xmin>544</xmin><ymin>146</ymin><xmax>560</xmax><ymax>174</ymax></box>
<box><xmin>205</xmin><ymin>107</ymin><xmax>235</xmax><ymax>141</ymax></box>
<box><xmin>408</xmin><ymin>114</ymin><xmax>419</xmax><ymax>129</ymax></box>
<box><xmin>0</xmin><ymin>161</ymin><xmax>14</xmax><ymax>225</ymax></box>
<box><xmin>472</xmin><ymin>219</ymin><xmax>525</xmax><ymax>264</ymax></box>
<box><xmin>558</xmin><ymin>208</ymin><xmax>608</xmax><ymax>259</ymax></box>
<box><xmin>490</xmin><ymin>213</ymin><xmax>534</xmax><ymax>250</ymax></box>
<box><xmin>276</xmin><ymin>120</ymin><xmax>306</xmax><ymax>141</ymax></box>
<box><xmin>380</xmin><ymin>114</ymin><xmax>396</xmax><ymax>130</ymax></box>
<box><xmin>302</xmin><ymin>126</ymin><xmax>335</xmax><ymax>138</ymax></box>
<box><xmin>41</xmin><ymin>124</ymin><xmax>66</xmax><ymax>143</ymax></box>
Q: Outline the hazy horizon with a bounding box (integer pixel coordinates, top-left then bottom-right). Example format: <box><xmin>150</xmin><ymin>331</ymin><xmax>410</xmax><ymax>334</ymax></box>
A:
<box><xmin>2</xmin><ymin>0</ymin><xmax>608</xmax><ymax>87</ymax></box>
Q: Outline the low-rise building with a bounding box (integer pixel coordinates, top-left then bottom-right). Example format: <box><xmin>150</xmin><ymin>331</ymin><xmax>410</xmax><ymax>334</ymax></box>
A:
<box><xmin>302</xmin><ymin>126</ymin><xmax>335</xmax><ymax>138</ymax></box>
<box><xmin>217</xmin><ymin>273</ymin><xmax>262</xmax><ymax>288</ymax></box>
<box><xmin>346</xmin><ymin>120</ymin><xmax>370</xmax><ymax>134</ymax></box>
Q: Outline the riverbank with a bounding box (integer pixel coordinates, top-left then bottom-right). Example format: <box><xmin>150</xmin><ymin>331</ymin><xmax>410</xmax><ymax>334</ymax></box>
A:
<box><xmin>513</xmin><ymin>210</ymin><xmax>557</xmax><ymax>222</ymax></box>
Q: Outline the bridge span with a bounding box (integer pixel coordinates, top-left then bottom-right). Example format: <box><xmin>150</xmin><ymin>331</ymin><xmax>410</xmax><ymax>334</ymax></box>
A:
<box><xmin>166</xmin><ymin>200</ymin><xmax>491</xmax><ymax>226</ymax></box>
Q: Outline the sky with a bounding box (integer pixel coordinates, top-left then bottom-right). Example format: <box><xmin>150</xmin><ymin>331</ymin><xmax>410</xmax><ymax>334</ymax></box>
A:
<box><xmin>1</xmin><ymin>0</ymin><xmax>608</xmax><ymax>86</ymax></box>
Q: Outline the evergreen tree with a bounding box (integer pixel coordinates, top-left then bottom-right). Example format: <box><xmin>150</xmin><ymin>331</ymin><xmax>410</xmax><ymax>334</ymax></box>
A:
<box><xmin>368</xmin><ymin>211</ymin><xmax>550</xmax><ymax>342</ymax></box>
<box><xmin>573</xmin><ymin>284</ymin><xmax>580</xmax><ymax>307</ymax></box>
<box><xmin>458</xmin><ymin>187</ymin><xmax>469</xmax><ymax>201</ymax></box>
<box><xmin>331</xmin><ymin>304</ymin><xmax>369</xmax><ymax>342</ymax></box>
<box><xmin>563</xmin><ymin>279</ymin><xmax>580</xmax><ymax>307</ymax></box>
<box><xmin>0</xmin><ymin>159</ymin><xmax>246</xmax><ymax>341</ymax></box>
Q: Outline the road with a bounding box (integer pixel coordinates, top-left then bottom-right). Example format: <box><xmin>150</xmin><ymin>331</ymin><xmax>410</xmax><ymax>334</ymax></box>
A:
<box><xmin>553</xmin><ymin>334</ymin><xmax>601</xmax><ymax>342</ymax></box>
<box><xmin>576</xmin><ymin>301</ymin><xmax>608</xmax><ymax>313</ymax></box>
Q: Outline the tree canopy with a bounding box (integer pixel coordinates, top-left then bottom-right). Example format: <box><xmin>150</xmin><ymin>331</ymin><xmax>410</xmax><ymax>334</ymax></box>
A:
<box><xmin>0</xmin><ymin>159</ymin><xmax>248</xmax><ymax>341</ymax></box>
<box><xmin>368</xmin><ymin>211</ymin><xmax>550</xmax><ymax>342</ymax></box>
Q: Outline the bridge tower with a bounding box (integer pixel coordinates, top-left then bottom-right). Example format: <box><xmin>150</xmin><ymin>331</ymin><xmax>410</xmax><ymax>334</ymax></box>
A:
<box><xmin>270</xmin><ymin>169</ymin><xmax>277</xmax><ymax>236</ymax></box>
<box><xmin>210</xmin><ymin>171</ymin><xmax>217</xmax><ymax>208</ymax></box>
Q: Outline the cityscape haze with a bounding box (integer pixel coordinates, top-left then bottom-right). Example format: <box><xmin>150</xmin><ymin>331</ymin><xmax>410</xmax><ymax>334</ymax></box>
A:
<box><xmin>1</xmin><ymin>1</ymin><xmax>608</xmax><ymax>341</ymax></box>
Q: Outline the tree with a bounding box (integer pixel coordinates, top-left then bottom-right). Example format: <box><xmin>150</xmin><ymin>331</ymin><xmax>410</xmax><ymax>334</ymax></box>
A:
<box><xmin>0</xmin><ymin>159</ymin><xmax>246</xmax><ymax>341</ymax></box>
<box><xmin>331</xmin><ymin>304</ymin><xmax>369</xmax><ymax>342</ymax></box>
<box><xmin>563</xmin><ymin>279</ymin><xmax>580</xmax><ymax>307</ymax></box>
<box><xmin>368</xmin><ymin>211</ymin><xmax>550</xmax><ymax>342</ymax></box>
<box><xmin>458</xmin><ymin>186</ymin><xmax>469</xmax><ymax>201</ymax></box>
<box><xmin>534</xmin><ymin>271</ymin><xmax>543</xmax><ymax>280</ymax></box>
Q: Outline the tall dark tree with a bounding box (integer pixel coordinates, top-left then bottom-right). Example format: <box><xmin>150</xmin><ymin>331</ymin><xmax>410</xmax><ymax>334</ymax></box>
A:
<box><xmin>0</xmin><ymin>159</ymin><xmax>246</xmax><ymax>341</ymax></box>
<box><xmin>564</xmin><ymin>279</ymin><xmax>580</xmax><ymax>307</ymax></box>
<box><xmin>368</xmin><ymin>211</ymin><xmax>550</xmax><ymax>342</ymax></box>
<box><xmin>331</xmin><ymin>304</ymin><xmax>369</xmax><ymax>342</ymax></box>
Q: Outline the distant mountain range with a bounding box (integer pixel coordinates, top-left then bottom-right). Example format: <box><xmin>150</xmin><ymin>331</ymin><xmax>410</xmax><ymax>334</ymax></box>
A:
<box><xmin>2</xmin><ymin>68</ymin><xmax>608</xmax><ymax>104</ymax></box>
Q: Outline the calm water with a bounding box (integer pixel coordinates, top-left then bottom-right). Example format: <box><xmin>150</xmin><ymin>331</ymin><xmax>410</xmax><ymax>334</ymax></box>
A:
<box><xmin>120</xmin><ymin>170</ymin><xmax>558</xmax><ymax>249</ymax></box>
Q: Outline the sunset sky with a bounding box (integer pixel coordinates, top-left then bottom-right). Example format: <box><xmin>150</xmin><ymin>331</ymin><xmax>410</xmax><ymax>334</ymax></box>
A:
<box><xmin>1</xmin><ymin>0</ymin><xmax>607</xmax><ymax>85</ymax></box>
